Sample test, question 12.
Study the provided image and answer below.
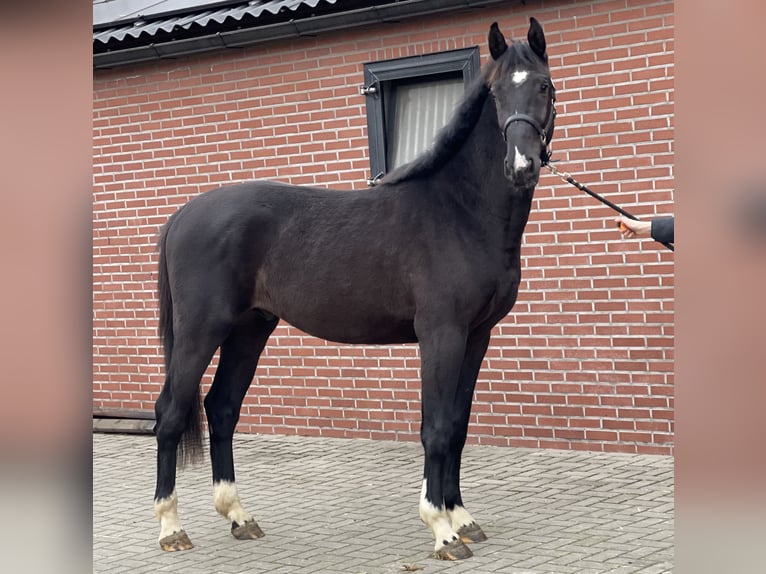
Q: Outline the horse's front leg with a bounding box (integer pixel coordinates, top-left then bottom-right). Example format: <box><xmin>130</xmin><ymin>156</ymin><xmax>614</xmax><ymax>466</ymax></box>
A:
<box><xmin>444</xmin><ymin>329</ymin><xmax>491</xmax><ymax>544</ymax></box>
<box><xmin>416</xmin><ymin>322</ymin><xmax>473</xmax><ymax>560</ymax></box>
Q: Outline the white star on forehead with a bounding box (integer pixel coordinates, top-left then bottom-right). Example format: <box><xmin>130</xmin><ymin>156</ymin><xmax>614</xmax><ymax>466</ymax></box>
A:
<box><xmin>512</xmin><ymin>70</ymin><xmax>528</xmax><ymax>85</ymax></box>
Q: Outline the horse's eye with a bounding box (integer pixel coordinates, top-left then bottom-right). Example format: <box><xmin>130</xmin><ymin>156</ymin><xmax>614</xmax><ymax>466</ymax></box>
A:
<box><xmin>540</xmin><ymin>82</ymin><xmax>549</xmax><ymax>93</ymax></box>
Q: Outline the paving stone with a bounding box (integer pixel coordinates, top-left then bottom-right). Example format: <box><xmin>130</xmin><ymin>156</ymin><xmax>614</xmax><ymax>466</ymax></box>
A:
<box><xmin>94</xmin><ymin>433</ymin><xmax>673</xmax><ymax>573</ymax></box>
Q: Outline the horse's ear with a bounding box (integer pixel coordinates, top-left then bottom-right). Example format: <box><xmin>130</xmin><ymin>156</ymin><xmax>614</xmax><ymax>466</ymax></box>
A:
<box><xmin>488</xmin><ymin>22</ymin><xmax>508</xmax><ymax>60</ymax></box>
<box><xmin>527</xmin><ymin>17</ymin><xmax>547</xmax><ymax>62</ymax></box>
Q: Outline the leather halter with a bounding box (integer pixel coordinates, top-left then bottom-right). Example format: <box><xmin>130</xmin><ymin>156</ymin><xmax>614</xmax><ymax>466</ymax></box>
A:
<box><xmin>501</xmin><ymin>83</ymin><xmax>557</xmax><ymax>164</ymax></box>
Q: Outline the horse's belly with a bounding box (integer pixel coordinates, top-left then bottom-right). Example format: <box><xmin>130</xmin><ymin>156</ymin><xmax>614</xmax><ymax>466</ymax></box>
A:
<box><xmin>277</xmin><ymin>306</ymin><xmax>417</xmax><ymax>345</ymax></box>
<box><xmin>256</xmin><ymin>275</ymin><xmax>417</xmax><ymax>345</ymax></box>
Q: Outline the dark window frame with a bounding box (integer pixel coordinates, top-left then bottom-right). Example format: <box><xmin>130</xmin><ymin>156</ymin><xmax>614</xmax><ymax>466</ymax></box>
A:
<box><xmin>362</xmin><ymin>47</ymin><xmax>481</xmax><ymax>184</ymax></box>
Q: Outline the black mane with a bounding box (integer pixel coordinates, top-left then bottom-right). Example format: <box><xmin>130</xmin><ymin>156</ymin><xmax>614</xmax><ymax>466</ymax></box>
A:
<box><xmin>379</xmin><ymin>75</ymin><xmax>492</xmax><ymax>186</ymax></box>
<box><xmin>381</xmin><ymin>42</ymin><xmax>542</xmax><ymax>186</ymax></box>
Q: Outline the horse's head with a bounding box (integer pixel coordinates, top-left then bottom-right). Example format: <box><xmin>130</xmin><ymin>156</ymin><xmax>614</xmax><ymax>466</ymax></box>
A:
<box><xmin>487</xmin><ymin>17</ymin><xmax>556</xmax><ymax>188</ymax></box>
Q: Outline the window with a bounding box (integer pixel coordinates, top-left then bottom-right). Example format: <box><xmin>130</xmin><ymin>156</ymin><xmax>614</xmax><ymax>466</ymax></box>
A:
<box><xmin>362</xmin><ymin>47</ymin><xmax>480</xmax><ymax>184</ymax></box>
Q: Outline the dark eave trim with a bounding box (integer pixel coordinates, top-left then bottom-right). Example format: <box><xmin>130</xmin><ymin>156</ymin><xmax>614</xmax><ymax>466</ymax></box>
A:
<box><xmin>94</xmin><ymin>0</ymin><xmax>512</xmax><ymax>69</ymax></box>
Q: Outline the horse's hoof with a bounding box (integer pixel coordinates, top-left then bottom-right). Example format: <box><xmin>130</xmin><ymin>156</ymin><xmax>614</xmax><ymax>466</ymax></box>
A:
<box><xmin>231</xmin><ymin>519</ymin><xmax>265</xmax><ymax>540</ymax></box>
<box><xmin>433</xmin><ymin>539</ymin><xmax>473</xmax><ymax>560</ymax></box>
<box><xmin>458</xmin><ymin>522</ymin><xmax>488</xmax><ymax>543</ymax></box>
<box><xmin>159</xmin><ymin>530</ymin><xmax>193</xmax><ymax>551</ymax></box>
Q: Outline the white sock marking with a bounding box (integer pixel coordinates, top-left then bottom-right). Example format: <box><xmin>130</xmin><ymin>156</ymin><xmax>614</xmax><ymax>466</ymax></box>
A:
<box><xmin>448</xmin><ymin>505</ymin><xmax>476</xmax><ymax>530</ymax></box>
<box><xmin>513</xmin><ymin>146</ymin><xmax>531</xmax><ymax>172</ymax></box>
<box><xmin>213</xmin><ymin>481</ymin><xmax>253</xmax><ymax>525</ymax></box>
<box><xmin>512</xmin><ymin>70</ymin><xmax>529</xmax><ymax>85</ymax></box>
<box><xmin>419</xmin><ymin>479</ymin><xmax>460</xmax><ymax>550</ymax></box>
<box><xmin>155</xmin><ymin>490</ymin><xmax>183</xmax><ymax>541</ymax></box>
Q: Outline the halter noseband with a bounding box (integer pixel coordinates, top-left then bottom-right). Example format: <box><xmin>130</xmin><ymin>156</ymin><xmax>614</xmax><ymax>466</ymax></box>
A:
<box><xmin>501</xmin><ymin>84</ymin><xmax>557</xmax><ymax>165</ymax></box>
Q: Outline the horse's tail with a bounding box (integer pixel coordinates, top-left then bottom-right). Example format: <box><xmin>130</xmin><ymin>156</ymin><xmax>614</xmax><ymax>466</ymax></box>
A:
<box><xmin>157</xmin><ymin>218</ymin><xmax>175</xmax><ymax>373</ymax></box>
<box><xmin>157</xmin><ymin>211</ymin><xmax>204</xmax><ymax>468</ymax></box>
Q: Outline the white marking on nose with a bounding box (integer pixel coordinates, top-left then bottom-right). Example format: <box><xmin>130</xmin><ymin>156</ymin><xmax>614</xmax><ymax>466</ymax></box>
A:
<box><xmin>513</xmin><ymin>146</ymin><xmax>531</xmax><ymax>172</ymax></box>
<box><xmin>512</xmin><ymin>70</ymin><xmax>528</xmax><ymax>85</ymax></box>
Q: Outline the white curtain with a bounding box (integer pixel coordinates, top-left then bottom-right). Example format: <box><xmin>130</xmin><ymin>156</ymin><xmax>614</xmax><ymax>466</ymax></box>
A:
<box><xmin>388</xmin><ymin>76</ymin><xmax>463</xmax><ymax>169</ymax></box>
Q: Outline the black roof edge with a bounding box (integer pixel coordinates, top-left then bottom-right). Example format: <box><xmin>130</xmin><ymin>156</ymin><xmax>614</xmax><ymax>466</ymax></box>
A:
<box><xmin>94</xmin><ymin>0</ymin><xmax>512</xmax><ymax>69</ymax></box>
<box><xmin>93</xmin><ymin>0</ymin><xmax>253</xmax><ymax>31</ymax></box>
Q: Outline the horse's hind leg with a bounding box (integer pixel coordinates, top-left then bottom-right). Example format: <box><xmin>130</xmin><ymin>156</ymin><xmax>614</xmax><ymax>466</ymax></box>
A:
<box><xmin>204</xmin><ymin>310</ymin><xmax>278</xmax><ymax>540</ymax></box>
<box><xmin>444</xmin><ymin>329</ymin><xmax>491</xmax><ymax>544</ymax></box>
<box><xmin>154</xmin><ymin>330</ymin><xmax>223</xmax><ymax>551</ymax></box>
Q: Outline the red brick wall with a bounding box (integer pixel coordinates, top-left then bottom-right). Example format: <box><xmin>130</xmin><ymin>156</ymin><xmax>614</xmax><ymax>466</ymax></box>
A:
<box><xmin>93</xmin><ymin>0</ymin><xmax>674</xmax><ymax>454</ymax></box>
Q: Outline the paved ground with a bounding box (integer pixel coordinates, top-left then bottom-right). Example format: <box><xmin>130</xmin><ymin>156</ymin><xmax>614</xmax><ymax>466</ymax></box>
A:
<box><xmin>93</xmin><ymin>433</ymin><xmax>673</xmax><ymax>573</ymax></box>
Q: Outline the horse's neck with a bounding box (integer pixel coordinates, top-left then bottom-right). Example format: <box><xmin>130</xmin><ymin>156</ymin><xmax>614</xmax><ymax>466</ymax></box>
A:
<box><xmin>448</xmin><ymin>94</ymin><xmax>535</xmax><ymax>242</ymax></box>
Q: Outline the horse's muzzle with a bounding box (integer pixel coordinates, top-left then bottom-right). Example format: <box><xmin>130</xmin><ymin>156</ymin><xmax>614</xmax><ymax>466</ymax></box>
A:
<box><xmin>504</xmin><ymin>151</ymin><xmax>540</xmax><ymax>187</ymax></box>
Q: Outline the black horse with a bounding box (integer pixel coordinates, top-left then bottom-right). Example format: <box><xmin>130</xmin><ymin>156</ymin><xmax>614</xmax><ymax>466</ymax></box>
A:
<box><xmin>153</xmin><ymin>17</ymin><xmax>556</xmax><ymax>560</ymax></box>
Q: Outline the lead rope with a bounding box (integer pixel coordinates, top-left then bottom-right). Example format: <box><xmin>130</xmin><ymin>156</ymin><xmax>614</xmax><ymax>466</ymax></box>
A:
<box><xmin>544</xmin><ymin>162</ymin><xmax>674</xmax><ymax>252</ymax></box>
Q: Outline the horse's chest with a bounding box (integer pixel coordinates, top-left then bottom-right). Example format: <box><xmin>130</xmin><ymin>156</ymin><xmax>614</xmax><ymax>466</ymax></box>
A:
<box><xmin>472</xmin><ymin>264</ymin><xmax>523</xmax><ymax>325</ymax></box>
<box><xmin>493</xmin><ymin>268</ymin><xmax>522</xmax><ymax>305</ymax></box>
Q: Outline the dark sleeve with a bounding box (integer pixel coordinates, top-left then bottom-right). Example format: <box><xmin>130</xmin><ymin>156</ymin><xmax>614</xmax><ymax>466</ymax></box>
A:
<box><xmin>651</xmin><ymin>217</ymin><xmax>674</xmax><ymax>244</ymax></box>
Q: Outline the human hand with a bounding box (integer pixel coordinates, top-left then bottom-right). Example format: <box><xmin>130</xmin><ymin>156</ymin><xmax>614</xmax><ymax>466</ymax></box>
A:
<box><xmin>615</xmin><ymin>216</ymin><xmax>651</xmax><ymax>239</ymax></box>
